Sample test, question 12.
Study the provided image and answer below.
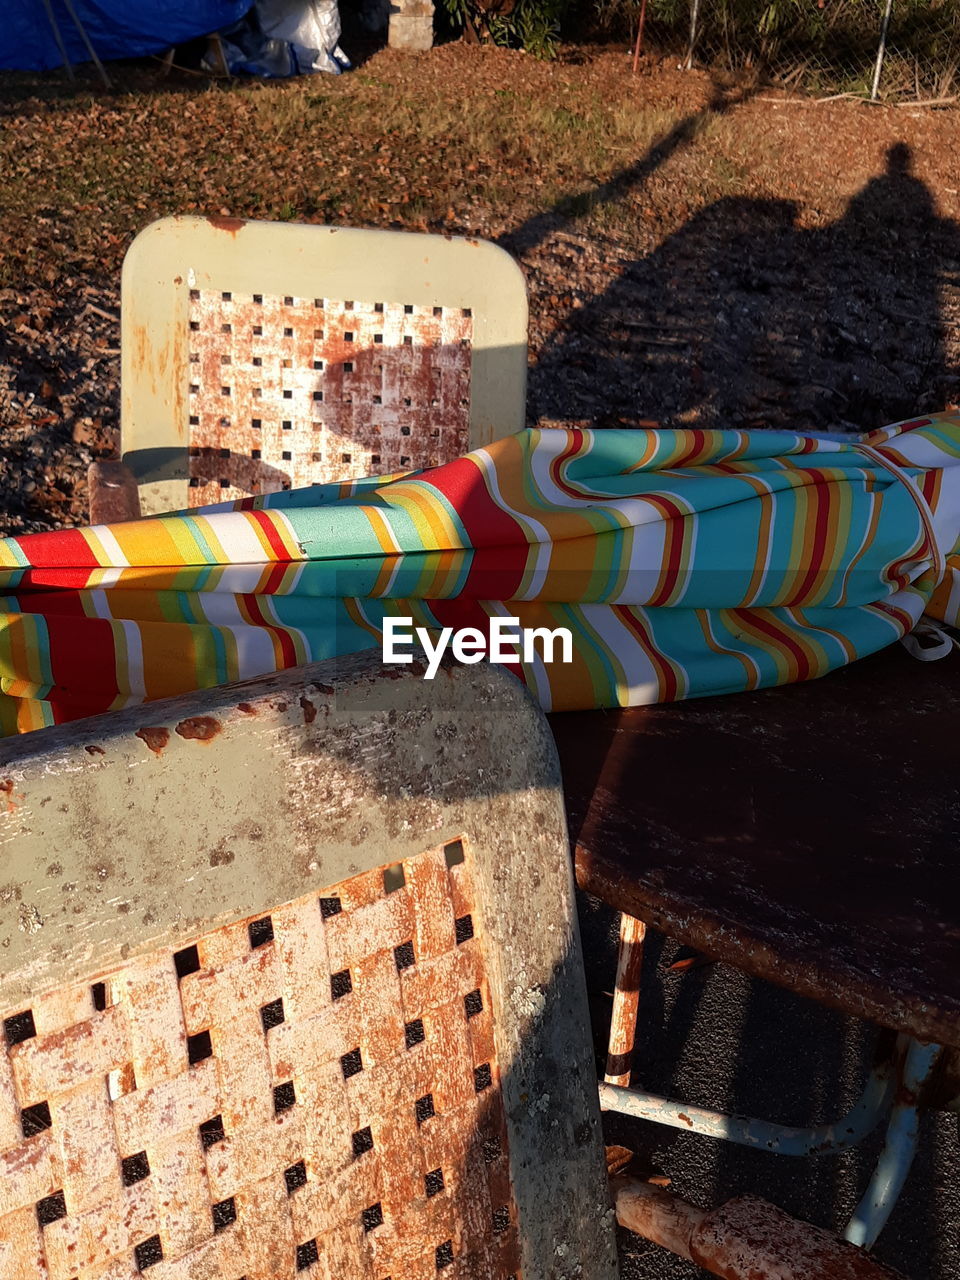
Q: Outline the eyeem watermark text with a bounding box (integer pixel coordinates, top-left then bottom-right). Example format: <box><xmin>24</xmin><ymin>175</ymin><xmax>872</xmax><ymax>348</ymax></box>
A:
<box><xmin>383</xmin><ymin>616</ymin><xmax>573</xmax><ymax>680</ymax></box>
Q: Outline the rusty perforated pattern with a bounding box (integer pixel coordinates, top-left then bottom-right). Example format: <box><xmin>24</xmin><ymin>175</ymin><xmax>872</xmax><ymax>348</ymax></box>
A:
<box><xmin>187</xmin><ymin>290</ymin><xmax>474</xmax><ymax>506</ymax></box>
<box><xmin>0</xmin><ymin>840</ymin><xmax>520</xmax><ymax>1279</ymax></box>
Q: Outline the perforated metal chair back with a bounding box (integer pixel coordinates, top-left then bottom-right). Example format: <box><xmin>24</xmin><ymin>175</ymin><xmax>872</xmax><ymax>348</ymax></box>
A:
<box><xmin>121</xmin><ymin>218</ymin><xmax>528</xmax><ymax>514</ymax></box>
<box><xmin>0</xmin><ymin>655</ymin><xmax>614</xmax><ymax>1280</ymax></box>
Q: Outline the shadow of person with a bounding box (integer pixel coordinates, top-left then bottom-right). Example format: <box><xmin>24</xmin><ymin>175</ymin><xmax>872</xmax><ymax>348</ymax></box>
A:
<box><xmin>531</xmin><ymin>142</ymin><xmax>960</xmax><ymax>1279</ymax></box>
<box><xmin>529</xmin><ymin>142</ymin><xmax>957</xmax><ymax>434</ymax></box>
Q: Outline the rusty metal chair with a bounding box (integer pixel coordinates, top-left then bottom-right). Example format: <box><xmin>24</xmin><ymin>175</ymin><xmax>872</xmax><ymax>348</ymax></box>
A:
<box><xmin>0</xmin><ymin>644</ymin><xmax>913</xmax><ymax>1279</ymax></box>
<box><xmin>113</xmin><ymin>216</ymin><xmax>528</xmax><ymax>518</ymax></box>
<box><xmin>0</xmin><ymin>653</ymin><xmax>615</xmax><ymax>1280</ymax></box>
<box><xmin>554</xmin><ymin>643</ymin><xmax>960</xmax><ymax>1275</ymax></box>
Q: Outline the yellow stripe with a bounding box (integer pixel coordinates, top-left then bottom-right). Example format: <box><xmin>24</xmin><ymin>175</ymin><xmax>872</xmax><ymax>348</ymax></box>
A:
<box><xmin>115</xmin><ymin>517</ymin><xmax>203</xmax><ymax>567</ymax></box>
<box><xmin>788</xmin><ymin>607</ymin><xmax>857</xmax><ymax>664</ymax></box>
<box><xmin>387</xmin><ymin>481</ymin><xmax>460</xmax><ymax>552</ymax></box>
<box><xmin>11</xmin><ymin>614</ymin><xmax>45</xmax><ymax>690</ymax></box>
<box><xmin>697</xmin><ymin>612</ymin><xmax>759</xmax><ymax>689</ymax></box>
<box><xmin>366</xmin><ymin>506</ymin><xmax>402</xmax><ymax>555</ymax></box>
<box><xmin>81</xmin><ymin>526</ymin><xmax>119</xmax><ymax>567</ymax></box>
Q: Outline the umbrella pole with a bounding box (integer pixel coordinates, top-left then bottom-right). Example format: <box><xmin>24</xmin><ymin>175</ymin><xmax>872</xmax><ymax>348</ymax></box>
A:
<box><xmin>39</xmin><ymin>0</ymin><xmax>75</xmax><ymax>81</ymax></box>
<box><xmin>60</xmin><ymin>0</ymin><xmax>113</xmax><ymax>89</ymax></box>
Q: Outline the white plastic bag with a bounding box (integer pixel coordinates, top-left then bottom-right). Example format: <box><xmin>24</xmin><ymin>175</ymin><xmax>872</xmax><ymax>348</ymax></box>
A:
<box><xmin>256</xmin><ymin>0</ymin><xmax>351</xmax><ymax>74</ymax></box>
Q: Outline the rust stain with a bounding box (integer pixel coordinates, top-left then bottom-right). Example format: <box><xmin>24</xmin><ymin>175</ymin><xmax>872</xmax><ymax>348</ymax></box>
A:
<box><xmin>237</xmin><ymin>702</ymin><xmax>258</xmax><ymax>715</ymax></box>
<box><xmin>299</xmin><ymin>696</ymin><xmax>317</xmax><ymax>725</ymax></box>
<box><xmin>183</xmin><ymin>289</ymin><xmax>472</xmax><ymax>508</ymax></box>
<box><xmin>0</xmin><ymin>779</ymin><xmax>21</xmax><ymax>813</ymax></box>
<box><xmin>84</xmin><ymin>745</ymin><xmax>106</xmax><ymax>756</ymax></box>
<box><xmin>206</xmin><ymin>213</ymin><xmax>247</xmax><ymax>234</ymax></box>
<box><xmin>677</xmin><ymin>1112</ymin><xmax>693</xmax><ymax>1128</ymax></box>
<box><xmin>136</xmin><ymin>727</ymin><xmax>170</xmax><ymax>756</ymax></box>
<box><xmin>130</xmin><ymin>323</ymin><xmax>152</xmax><ymax>393</ymax></box>
<box><xmin>0</xmin><ymin>839</ymin><xmax>522</xmax><ymax>1278</ymax></box>
<box><xmin>313</xmin><ymin>683</ymin><xmax>335</xmax><ymax>696</ymax></box>
<box><xmin>175</xmin><ymin>716</ymin><xmax>222</xmax><ymax>742</ymax></box>
<box><xmin>170</xmin><ymin>323</ymin><xmax>188</xmax><ymax>443</ymax></box>
<box><xmin>689</xmin><ymin>1194</ymin><xmax>906</xmax><ymax>1278</ymax></box>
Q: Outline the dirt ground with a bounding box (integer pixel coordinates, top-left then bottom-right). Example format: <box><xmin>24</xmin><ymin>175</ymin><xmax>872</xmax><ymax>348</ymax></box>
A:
<box><xmin>1</xmin><ymin>44</ymin><xmax>960</xmax><ymax>535</ymax></box>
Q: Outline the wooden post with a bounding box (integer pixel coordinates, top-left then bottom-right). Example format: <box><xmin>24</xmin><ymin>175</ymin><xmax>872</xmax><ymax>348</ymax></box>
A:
<box><xmin>684</xmin><ymin>0</ymin><xmax>701</xmax><ymax>70</ymax></box>
<box><xmin>631</xmin><ymin>0</ymin><xmax>648</xmax><ymax>75</ymax></box>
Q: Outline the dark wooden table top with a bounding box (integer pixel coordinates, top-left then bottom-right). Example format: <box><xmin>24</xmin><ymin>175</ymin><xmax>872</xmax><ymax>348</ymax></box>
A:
<box><xmin>551</xmin><ymin>646</ymin><xmax>960</xmax><ymax>1047</ymax></box>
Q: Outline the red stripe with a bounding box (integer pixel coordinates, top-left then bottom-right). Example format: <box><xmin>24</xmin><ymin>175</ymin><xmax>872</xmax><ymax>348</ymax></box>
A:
<box><xmin>11</xmin><ymin>529</ymin><xmax>99</xmax><ymax>570</ymax></box>
<box><xmin>646</xmin><ymin>495</ymin><xmax>688</xmax><ymax>608</ymax></box>
<box><xmin>613</xmin><ymin>606</ymin><xmax>679</xmax><ymax>701</ymax></box>
<box><xmin>424</xmin><ymin>600</ymin><xmax>525</xmax><ymax>682</ymax></box>
<box><xmin>425</xmin><ymin>456</ymin><xmax>524</xmax><ymax>549</ymax></box>
<box><xmin>47</xmin><ymin>614</ymin><xmax>121</xmax><ymax>695</ymax></box>
<box><xmin>248</xmin><ymin>510</ymin><xmax>295</xmax><ymax>561</ymax></box>
<box><xmin>242</xmin><ymin>595</ymin><xmax>298</xmax><ymax>668</ymax></box>
<box><xmin>260</xmin><ymin>562</ymin><xmax>291</xmax><ymax>595</ymax></box>
<box><xmin>731</xmin><ymin>609</ymin><xmax>811</xmax><ymax>682</ymax></box>
<box><xmin>872</xmin><ymin>600</ymin><xmax>914</xmax><ymax>633</ymax></box>
<box><xmin>462</xmin><ymin>544</ymin><xmax>529</xmax><ymax>601</ymax></box>
<box><xmin>13</xmin><ymin>568</ymin><xmax>98</xmax><ymax>591</ymax></box>
<box><xmin>790</xmin><ymin>471</ymin><xmax>831</xmax><ymax>603</ymax></box>
<box><xmin>548</xmin><ymin>429</ymin><xmax>589</xmax><ymax>500</ymax></box>
<box><xmin>10</xmin><ymin>590</ymin><xmax>89</xmax><ymax>617</ymax></box>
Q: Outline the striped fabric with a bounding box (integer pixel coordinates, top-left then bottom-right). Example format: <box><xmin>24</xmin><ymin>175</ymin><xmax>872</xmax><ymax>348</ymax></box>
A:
<box><xmin>2</xmin><ymin>415</ymin><xmax>959</xmax><ymax>737</ymax></box>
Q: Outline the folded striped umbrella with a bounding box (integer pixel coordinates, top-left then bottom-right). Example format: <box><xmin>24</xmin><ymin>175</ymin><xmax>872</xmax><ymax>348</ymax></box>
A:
<box><xmin>2</xmin><ymin>414</ymin><xmax>958</xmax><ymax>737</ymax></box>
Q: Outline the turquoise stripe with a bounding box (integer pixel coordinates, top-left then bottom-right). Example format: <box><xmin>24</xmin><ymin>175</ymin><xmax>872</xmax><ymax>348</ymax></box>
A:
<box><xmin>182</xmin><ymin>517</ymin><xmax>221</xmax><ymax>565</ymax></box>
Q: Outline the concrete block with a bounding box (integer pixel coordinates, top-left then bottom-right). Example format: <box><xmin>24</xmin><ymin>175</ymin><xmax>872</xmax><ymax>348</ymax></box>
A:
<box><xmin>388</xmin><ymin>8</ymin><xmax>434</xmax><ymax>50</ymax></box>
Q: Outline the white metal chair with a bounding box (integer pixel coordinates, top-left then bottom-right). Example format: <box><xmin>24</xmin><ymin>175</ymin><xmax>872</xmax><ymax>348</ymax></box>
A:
<box><xmin>119</xmin><ymin>217</ymin><xmax>528</xmax><ymax>515</ymax></box>
<box><xmin>0</xmin><ymin>654</ymin><xmax>614</xmax><ymax>1279</ymax></box>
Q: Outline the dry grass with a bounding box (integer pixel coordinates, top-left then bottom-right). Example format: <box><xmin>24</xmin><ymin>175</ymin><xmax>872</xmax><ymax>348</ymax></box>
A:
<box><xmin>0</xmin><ymin>51</ymin><xmax>717</xmax><ymax>286</ymax></box>
<box><xmin>1</xmin><ymin>42</ymin><xmax>957</xmax><ymax>293</ymax></box>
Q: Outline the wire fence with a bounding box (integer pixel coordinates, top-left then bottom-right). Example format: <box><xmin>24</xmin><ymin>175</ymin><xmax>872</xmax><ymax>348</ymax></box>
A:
<box><xmin>617</xmin><ymin>0</ymin><xmax>960</xmax><ymax>102</ymax></box>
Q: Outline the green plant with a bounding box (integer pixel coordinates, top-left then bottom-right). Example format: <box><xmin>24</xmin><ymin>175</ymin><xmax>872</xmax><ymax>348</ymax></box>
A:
<box><xmin>441</xmin><ymin>0</ymin><xmax>569</xmax><ymax>58</ymax></box>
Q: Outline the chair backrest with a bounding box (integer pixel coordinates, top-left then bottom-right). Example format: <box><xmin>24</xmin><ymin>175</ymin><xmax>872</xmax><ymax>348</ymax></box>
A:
<box><xmin>0</xmin><ymin>654</ymin><xmax>615</xmax><ymax>1280</ymax></box>
<box><xmin>121</xmin><ymin>217</ymin><xmax>528</xmax><ymax>515</ymax></box>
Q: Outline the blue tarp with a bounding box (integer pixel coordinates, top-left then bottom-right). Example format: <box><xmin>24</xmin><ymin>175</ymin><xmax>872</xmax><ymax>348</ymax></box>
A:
<box><xmin>1</xmin><ymin>0</ymin><xmax>253</xmax><ymax>71</ymax></box>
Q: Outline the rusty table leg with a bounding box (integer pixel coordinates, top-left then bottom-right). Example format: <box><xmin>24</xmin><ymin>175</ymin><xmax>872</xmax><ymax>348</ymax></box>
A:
<box><xmin>88</xmin><ymin>460</ymin><xmax>141</xmax><ymax>524</ymax></box>
<box><xmin>615</xmin><ymin>1182</ymin><xmax>908</xmax><ymax>1279</ymax></box>
<box><xmin>604</xmin><ymin>912</ymin><xmax>646</xmax><ymax>1087</ymax></box>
